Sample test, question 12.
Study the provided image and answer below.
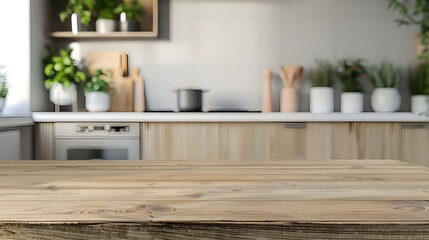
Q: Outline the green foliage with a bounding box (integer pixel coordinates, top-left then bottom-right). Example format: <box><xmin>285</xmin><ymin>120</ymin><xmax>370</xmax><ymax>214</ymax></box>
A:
<box><xmin>44</xmin><ymin>47</ymin><xmax>87</xmax><ymax>90</ymax></box>
<box><xmin>336</xmin><ymin>59</ymin><xmax>367</xmax><ymax>92</ymax></box>
<box><xmin>54</xmin><ymin>0</ymin><xmax>95</xmax><ymax>26</ymax></box>
<box><xmin>94</xmin><ymin>0</ymin><xmax>118</xmax><ymax>20</ymax></box>
<box><xmin>368</xmin><ymin>61</ymin><xmax>401</xmax><ymax>88</ymax></box>
<box><xmin>114</xmin><ymin>0</ymin><xmax>143</xmax><ymax>20</ymax></box>
<box><xmin>0</xmin><ymin>65</ymin><xmax>8</xmax><ymax>98</ymax></box>
<box><xmin>409</xmin><ymin>63</ymin><xmax>429</xmax><ymax>95</ymax></box>
<box><xmin>387</xmin><ymin>0</ymin><xmax>429</xmax><ymax>62</ymax></box>
<box><xmin>84</xmin><ymin>70</ymin><xmax>111</xmax><ymax>93</ymax></box>
<box><xmin>309</xmin><ymin>59</ymin><xmax>333</xmax><ymax>87</ymax></box>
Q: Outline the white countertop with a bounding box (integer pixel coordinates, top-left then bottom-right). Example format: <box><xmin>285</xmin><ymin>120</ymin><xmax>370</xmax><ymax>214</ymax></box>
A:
<box><xmin>0</xmin><ymin>116</ymin><xmax>33</xmax><ymax>128</ymax></box>
<box><xmin>32</xmin><ymin>112</ymin><xmax>429</xmax><ymax>123</ymax></box>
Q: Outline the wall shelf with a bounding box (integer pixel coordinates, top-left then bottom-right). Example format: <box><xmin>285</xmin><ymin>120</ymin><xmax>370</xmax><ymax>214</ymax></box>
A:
<box><xmin>49</xmin><ymin>0</ymin><xmax>158</xmax><ymax>40</ymax></box>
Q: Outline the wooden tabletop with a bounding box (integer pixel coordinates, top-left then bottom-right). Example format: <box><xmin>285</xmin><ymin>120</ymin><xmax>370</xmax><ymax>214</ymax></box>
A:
<box><xmin>0</xmin><ymin>159</ymin><xmax>428</xmax><ymax>239</ymax></box>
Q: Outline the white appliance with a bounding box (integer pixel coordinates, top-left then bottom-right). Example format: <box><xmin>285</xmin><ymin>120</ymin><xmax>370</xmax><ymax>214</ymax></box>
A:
<box><xmin>54</xmin><ymin>123</ymin><xmax>140</xmax><ymax>160</ymax></box>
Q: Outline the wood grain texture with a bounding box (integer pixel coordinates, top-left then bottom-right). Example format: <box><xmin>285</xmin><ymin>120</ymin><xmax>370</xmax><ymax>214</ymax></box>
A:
<box><xmin>401</xmin><ymin>123</ymin><xmax>429</xmax><ymax>167</ymax></box>
<box><xmin>0</xmin><ymin>160</ymin><xmax>428</xmax><ymax>239</ymax></box>
<box><xmin>34</xmin><ymin>123</ymin><xmax>54</xmax><ymax>160</ymax></box>
<box><xmin>141</xmin><ymin>123</ymin><xmax>306</xmax><ymax>160</ymax></box>
<box><xmin>307</xmin><ymin>123</ymin><xmax>402</xmax><ymax>160</ymax></box>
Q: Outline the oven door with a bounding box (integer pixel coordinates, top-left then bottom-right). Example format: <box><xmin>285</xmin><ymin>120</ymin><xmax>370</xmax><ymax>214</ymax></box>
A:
<box><xmin>55</xmin><ymin>138</ymin><xmax>140</xmax><ymax>160</ymax></box>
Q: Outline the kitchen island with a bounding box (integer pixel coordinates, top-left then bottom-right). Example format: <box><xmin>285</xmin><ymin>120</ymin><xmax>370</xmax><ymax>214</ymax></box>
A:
<box><xmin>0</xmin><ymin>160</ymin><xmax>428</xmax><ymax>239</ymax></box>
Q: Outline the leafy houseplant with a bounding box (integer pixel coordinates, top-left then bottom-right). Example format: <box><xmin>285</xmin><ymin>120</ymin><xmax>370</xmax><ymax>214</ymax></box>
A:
<box><xmin>368</xmin><ymin>61</ymin><xmax>402</xmax><ymax>112</ymax></box>
<box><xmin>114</xmin><ymin>0</ymin><xmax>143</xmax><ymax>31</ymax></box>
<box><xmin>308</xmin><ymin>59</ymin><xmax>333</xmax><ymax>88</ymax></box>
<box><xmin>0</xmin><ymin>65</ymin><xmax>7</xmax><ymax>98</ymax></box>
<box><xmin>0</xmin><ymin>65</ymin><xmax>8</xmax><ymax>112</ymax></box>
<box><xmin>44</xmin><ymin>47</ymin><xmax>86</xmax><ymax>105</ymax></box>
<box><xmin>387</xmin><ymin>0</ymin><xmax>429</xmax><ymax>62</ymax></box>
<box><xmin>336</xmin><ymin>59</ymin><xmax>367</xmax><ymax>92</ymax></box>
<box><xmin>94</xmin><ymin>0</ymin><xmax>118</xmax><ymax>33</ymax></box>
<box><xmin>409</xmin><ymin>63</ymin><xmax>429</xmax><ymax>113</ymax></box>
<box><xmin>54</xmin><ymin>0</ymin><xmax>95</xmax><ymax>27</ymax></box>
<box><xmin>308</xmin><ymin>59</ymin><xmax>334</xmax><ymax>113</ymax></box>
<box><xmin>336</xmin><ymin>59</ymin><xmax>367</xmax><ymax>113</ymax></box>
<box><xmin>84</xmin><ymin>70</ymin><xmax>112</xmax><ymax>112</ymax></box>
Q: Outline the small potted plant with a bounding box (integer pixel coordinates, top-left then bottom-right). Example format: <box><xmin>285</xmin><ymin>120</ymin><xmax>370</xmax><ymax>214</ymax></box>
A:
<box><xmin>368</xmin><ymin>61</ymin><xmax>401</xmax><ymax>112</ymax></box>
<box><xmin>44</xmin><ymin>47</ymin><xmax>87</xmax><ymax>106</ymax></box>
<box><xmin>308</xmin><ymin>59</ymin><xmax>334</xmax><ymax>113</ymax></box>
<box><xmin>336</xmin><ymin>59</ymin><xmax>367</xmax><ymax>113</ymax></box>
<box><xmin>0</xmin><ymin>65</ymin><xmax>8</xmax><ymax>112</ymax></box>
<box><xmin>84</xmin><ymin>69</ymin><xmax>112</xmax><ymax>112</ymax></box>
<box><xmin>409</xmin><ymin>63</ymin><xmax>429</xmax><ymax>114</ymax></box>
<box><xmin>53</xmin><ymin>0</ymin><xmax>95</xmax><ymax>34</ymax></box>
<box><xmin>114</xmin><ymin>0</ymin><xmax>143</xmax><ymax>32</ymax></box>
<box><xmin>94</xmin><ymin>0</ymin><xmax>117</xmax><ymax>33</ymax></box>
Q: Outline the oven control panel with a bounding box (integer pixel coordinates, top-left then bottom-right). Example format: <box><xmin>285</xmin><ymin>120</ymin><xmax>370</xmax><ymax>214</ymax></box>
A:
<box><xmin>55</xmin><ymin>123</ymin><xmax>139</xmax><ymax>138</ymax></box>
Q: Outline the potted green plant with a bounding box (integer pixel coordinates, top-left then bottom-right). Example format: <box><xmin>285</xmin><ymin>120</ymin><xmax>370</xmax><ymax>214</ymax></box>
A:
<box><xmin>368</xmin><ymin>61</ymin><xmax>401</xmax><ymax>112</ymax></box>
<box><xmin>409</xmin><ymin>63</ymin><xmax>429</xmax><ymax>113</ymax></box>
<box><xmin>0</xmin><ymin>65</ymin><xmax>8</xmax><ymax>112</ymax></box>
<box><xmin>44</xmin><ymin>47</ymin><xmax>87</xmax><ymax>106</ymax></box>
<box><xmin>114</xmin><ymin>0</ymin><xmax>143</xmax><ymax>32</ymax></box>
<box><xmin>387</xmin><ymin>0</ymin><xmax>429</xmax><ymax>62</ymax></box>
<box><xmin>336</xmin><ymin>59</ymin><xmax>367</xmax><ymax>113</ymax></box>
<box><xmin>308</xmin><ymin>59</ymin><xmax>334</xmax><ymax>113</ymax></box>
<box><xmin>53</xmin><ymin>0</ymin><xmax>95</xmax><ymax>34</ymax></box>
<box><xmin>94</xmin><ymin>0</ymin><xmax>117</xmax><ymax>33</ymax></box>
<box><xmin>84</xmin><ymin>69</ymin><xmax>112</xmax><ymax>112</ymax></box>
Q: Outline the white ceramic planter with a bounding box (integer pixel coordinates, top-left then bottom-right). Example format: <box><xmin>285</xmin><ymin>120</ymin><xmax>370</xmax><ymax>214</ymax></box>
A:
<box><xmin>85</xmin><ymin>92</ymin><xmax>111</xmax><ymax>112</ymax></box>
<box><xmin>411</xmin><ymin>95</ymin><xmax>429</xmax><ymax>114</ymax></box>
<box><xmin>49</xmin><ymin>83</ymin><xmax>76</xmax><ymax>106</ymax></box>
<box><xmin>0</xmin><ymin>97</ymin><xmax>5</xmax><ymax>112</ymax></box>
<box><xmin>371</xmin><ymin>88</ymin><xmax>401</xmax><ymax>112</ymax></box>
<box><xmin>96</xmin><ymin>19</ymin><xmax>116</xmax><ymax>34</ymax></box>
<box><xmin>310</xmin><ymin>87</ymin><xmax>334</xmax><ymax>113</ymax></box>
<box><xmin>341</xmin><ymin>92</ymin><xmax>363</xmax><ymax>113</ymax></box>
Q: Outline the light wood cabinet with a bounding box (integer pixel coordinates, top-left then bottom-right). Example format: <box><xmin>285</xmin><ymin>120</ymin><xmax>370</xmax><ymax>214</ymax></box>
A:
<box><xmin>141</xmin><ymin>122</ymin><xmax>307</xmax><ymax>160</ymax></box>
<box><xmin>401</xmin><ymin>123</ymin><xmax>429</xmax><ymax>167</ymax></box>
<box><xmin>307</xmin><ymin>123</ymin><xmax>402</xmax><ymax>160</ymax></box>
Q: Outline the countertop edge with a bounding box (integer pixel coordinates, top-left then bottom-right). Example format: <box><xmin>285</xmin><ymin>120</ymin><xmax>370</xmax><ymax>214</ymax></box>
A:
<box><xmin>31</xmin><ymin>112</ymin><xmax>429</xmax><ymax>123</ymax></box>
<box><xmin>0</xmin><ymin>117</ymin><xmax>34</xmax><ymax>129</ymax></box>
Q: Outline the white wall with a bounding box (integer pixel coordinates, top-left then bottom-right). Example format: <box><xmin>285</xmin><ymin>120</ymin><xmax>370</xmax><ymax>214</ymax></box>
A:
<box><xmin>0</xmin><ymin>1</ymin><xmax>31</xmax><ymax>115</ymax></box>
<box><xmin>60</xmin><ymin>0</ymin><xmax>420</xmax><ymax>111</ymax></box>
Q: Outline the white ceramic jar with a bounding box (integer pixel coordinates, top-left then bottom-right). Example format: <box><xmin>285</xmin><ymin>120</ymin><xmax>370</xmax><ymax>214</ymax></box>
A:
<box><xmin>310</xmin><ymin>87</ymin><xmax>334</xmax><ymax>113</ymax></box>
<box><xmin>49</xmin><ymin>83</ymin><xmax>76</xmax><ymax>106</ymax></box>
<box><xmin>85</xmin><ymin>92</ymin><xmax>111</xmax><ymax>112</ymax></box>
<box><xmin>411</xmin><ymin>95</ymin><xmax>429</xmax><ymax>114</ymax></box>
<box><xmin>341</xmin><ymin>92</ymin><xmax>363</xmax><ymax>113</ymax></box>
<box><xmin>371</xmin><ymin>88</ymin><xmax>401</xmax><ymax>112</ymax></box>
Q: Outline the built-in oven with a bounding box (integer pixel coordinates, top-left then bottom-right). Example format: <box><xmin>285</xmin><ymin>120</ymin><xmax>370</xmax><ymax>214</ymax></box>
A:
<box><xmin>54</xmin><ymin>123</ymin><xmax>140</xmax><ymax>160</ymax></box>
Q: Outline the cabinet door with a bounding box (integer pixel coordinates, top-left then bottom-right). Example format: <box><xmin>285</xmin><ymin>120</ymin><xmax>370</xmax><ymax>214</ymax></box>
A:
<box><xmin>34</xmin><ymin>123</ymin><xmax>54</xmax><ymax>160</ymax></box>
<box><xmin>401</xmin><ymin>123</ymin><xmax>429</xmax><ymax>167</ymax></box>
<box><xmin>141</xmin><ymin>123</ymin><xmax>307</xmax><ymax>160</ymax></box>
<box><xmin>307</xmin><ymin>123</ymin><xmax>402</xmax><ymax>160</ymax></box>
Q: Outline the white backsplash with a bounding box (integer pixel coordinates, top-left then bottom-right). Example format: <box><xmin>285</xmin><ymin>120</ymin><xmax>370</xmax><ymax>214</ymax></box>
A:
<box><xmin>71</xmin><ymin>0</ymin><xmax>418</xmax><ymax>112</ymax></box>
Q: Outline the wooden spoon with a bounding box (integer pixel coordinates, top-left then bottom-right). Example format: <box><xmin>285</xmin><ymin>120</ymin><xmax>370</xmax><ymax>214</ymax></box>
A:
<box><xmin>294</xmin><ymin>67</ymin><xmax>304</xmax><ymax>89</ymax></box>
<box><xmin>285</xmin><ymin>65</ymin><xmax>296</xmax><ymax>88</ymax></box>
<box><xmin>279</xmin><ymin>68</ymin><xmax>288</xmax><ymax>87</ymax></box>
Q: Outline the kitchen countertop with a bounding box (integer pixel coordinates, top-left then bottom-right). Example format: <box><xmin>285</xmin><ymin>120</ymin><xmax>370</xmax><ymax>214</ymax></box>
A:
<box><xmin>0</xmin><ymin>116</ymin><xmax>33</xmax><ymax>128</ymax></box>
<box><xmin>32</xmin><ymin>112</ymin><xmax>429</xmax><ymax>122</ymax></box>
<box><xmin>0</xmin><ymin>159</ymin><xmax>427</xmax><ymax>238</ymax></box>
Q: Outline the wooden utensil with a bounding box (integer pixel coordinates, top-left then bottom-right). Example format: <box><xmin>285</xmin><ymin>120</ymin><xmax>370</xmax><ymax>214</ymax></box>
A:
<box><xmin>131</xmin><ymin>68</ymin><xmax>145</xmax><ymax>112</ymax></box>
<box><xmin>262</xmin><ymin>70</ymin><xmax>273</xmax><ymax>113</ymax></box>
<box><xmin>294</xmin><ymin>67</ymin><xmax>304</xmax><ymax>89</ymax></box>
<box><xmin>285</xmin><ymin>65</ymin><xmax>296</xmax><ymax>88</ymax></box>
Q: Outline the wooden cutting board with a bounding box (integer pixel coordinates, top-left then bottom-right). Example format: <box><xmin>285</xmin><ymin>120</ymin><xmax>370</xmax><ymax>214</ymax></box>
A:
<box><xmin>85</xmin><ymin>51</ymin><xmax>128</xmax><ymax>76</ymax></box>
<box><xmin>110</xmin><ymin>70</ymin><xmax>134</xmax><ymax>112</ymax></box>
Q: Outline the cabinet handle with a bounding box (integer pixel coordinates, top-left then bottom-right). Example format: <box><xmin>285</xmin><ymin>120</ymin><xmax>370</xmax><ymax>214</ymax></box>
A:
<box><xmin>284</xmin><ymin>123</ymin><xmax>307</xmax><ymax>129</ymax></box>
<box><xmin>402</xmin><ymin>123</ymin><xmax>428</xmax><ymax>129</ymax></box>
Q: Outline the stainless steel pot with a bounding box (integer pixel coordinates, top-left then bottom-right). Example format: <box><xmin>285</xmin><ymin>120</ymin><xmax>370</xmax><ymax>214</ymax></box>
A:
<box><xmin>174</xmin><ymin>89</ymin><xmax>207</xmax><ymax>112</ymax></box>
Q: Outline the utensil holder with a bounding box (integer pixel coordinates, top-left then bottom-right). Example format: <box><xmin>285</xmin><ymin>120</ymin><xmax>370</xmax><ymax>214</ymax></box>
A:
<box><xmin>280</xmin><ymin>87</ymin><xmax>298</xmax><ymax>112</ymax></box>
